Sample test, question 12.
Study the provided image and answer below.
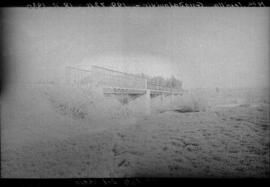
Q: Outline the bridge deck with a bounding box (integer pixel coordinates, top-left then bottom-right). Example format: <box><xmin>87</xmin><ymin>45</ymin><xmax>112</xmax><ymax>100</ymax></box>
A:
<box><xmin>103</xmin><ymin>87</ymin><xmax>183</xmax><ymax>95</ymax></box>
<box><xmin>103</xmin><ymin>87</ymin><xmax>146</xmax><ymax>94</ymax></box>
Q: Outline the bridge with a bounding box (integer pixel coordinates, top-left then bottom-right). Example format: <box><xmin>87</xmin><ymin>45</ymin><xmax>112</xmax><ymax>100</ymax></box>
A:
<box><xmin>65</xmin><ymin>65</ymin><xmax>185</xmax><ymax>114</ymax></box>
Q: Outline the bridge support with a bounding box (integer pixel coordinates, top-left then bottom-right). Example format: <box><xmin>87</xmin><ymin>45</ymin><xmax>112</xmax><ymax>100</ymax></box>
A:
<box><xmin>160</xmin><ymin>93</ymin><xmax>165</xmax><ymax>108</ymax></box>
<box><xmin>145</xmin><ymin>89</ymin><xmax>151</xmax><ymax>115</ymax></box>
<box><xmin>161</xmin><ymin>93</ymin><xmax>164</xmax><ymax>103</ymax></box>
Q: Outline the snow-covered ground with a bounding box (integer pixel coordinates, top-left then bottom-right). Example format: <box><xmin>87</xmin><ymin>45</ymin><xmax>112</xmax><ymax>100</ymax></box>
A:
<box><xmin>1</xmin><ymin>84</ymin><xmax>269</xmax><ymax>177</ymax></box>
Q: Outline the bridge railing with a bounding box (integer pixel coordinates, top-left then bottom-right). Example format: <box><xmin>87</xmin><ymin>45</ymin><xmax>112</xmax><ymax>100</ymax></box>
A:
<box><xmin>91</xmin><ymin>65</ymin><xmax>146</xmax><ymax>89</ymax></box>
<box><xmin>147</xmin><ymin>83</ymin><xmax>168</xmax><ymax>91</ymax></box>
<box><xmin>65</xmin><ymin>65</ymin><xmax>146</xmax><ymax>89</ymax></box>
<box><xmin>65</xmin><ymin>65</ymin><xmax>183</xmax><ymax>93</ymax></box>
<box><xmin>65</xmin><ymin>66</ymin><xmax>93</xmax><ymax>85</ymax></box>
<box><xmin>147</xmin><ymin>82</ymin><xmax>182</xmax><ymax>93</ymax></box>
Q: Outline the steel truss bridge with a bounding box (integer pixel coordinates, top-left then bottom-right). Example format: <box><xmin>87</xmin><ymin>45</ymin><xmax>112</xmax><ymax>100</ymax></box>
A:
<box><xmin>65</xmin><ymin>65</ymin><xmax>185</xmax><ymax>113</ymax></box>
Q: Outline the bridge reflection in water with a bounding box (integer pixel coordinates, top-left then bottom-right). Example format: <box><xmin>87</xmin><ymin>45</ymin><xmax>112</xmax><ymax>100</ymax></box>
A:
<box><xmin>65</xmin><ymin>65</ymin><xmax>184</xmax><ymax>114</ymax></box>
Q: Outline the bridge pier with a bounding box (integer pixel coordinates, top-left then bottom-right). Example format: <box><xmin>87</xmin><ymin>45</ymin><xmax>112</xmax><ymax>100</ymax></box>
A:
<box><xmin>160</xmin><ymin>93</ymin><xmax>164</xmax><ymax>103</ymax></box>
<box><xmin>145</xmin><ymin>89</ymin><xmax>151</xmax><ymax>115</ymax></box>
<box><xmin>160</xmin><ymin>93</ymin><xmax>165</xmax><ymax>108</ymax></box>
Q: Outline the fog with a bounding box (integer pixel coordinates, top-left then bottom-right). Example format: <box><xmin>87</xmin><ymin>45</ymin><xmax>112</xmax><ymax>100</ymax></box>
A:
<box><xmin>2</xmin><ymin>8</ymin><xmax>269</xmax><ymax>90</ymax></box>
<box><xmin>1</xmin><ymin>8</ymin><xmax>270</xmax><ymax>178</ymax></box>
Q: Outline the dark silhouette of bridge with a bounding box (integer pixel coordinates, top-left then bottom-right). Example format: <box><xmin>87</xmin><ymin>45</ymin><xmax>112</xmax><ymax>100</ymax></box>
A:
<box><xmin>65</xmin><ymin>65</ymin><xmax>185</xmax><ymax>114</ymax></box>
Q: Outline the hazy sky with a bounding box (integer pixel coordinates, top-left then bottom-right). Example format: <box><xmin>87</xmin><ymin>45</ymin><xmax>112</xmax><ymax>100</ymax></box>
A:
<box><xmin>3</xmin><ymin>8</ymin><xmax>269</xmax><ymax>89</ymax></box>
